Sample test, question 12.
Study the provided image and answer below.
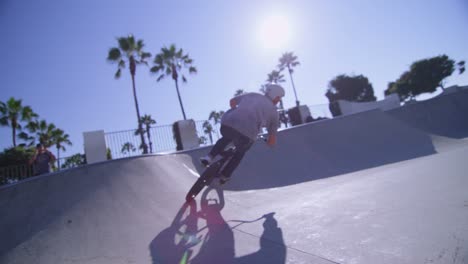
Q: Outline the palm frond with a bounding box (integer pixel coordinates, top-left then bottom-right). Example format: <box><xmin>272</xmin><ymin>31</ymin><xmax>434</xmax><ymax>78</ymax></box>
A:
<box><xmin>165</xmin><ymin>67</ymin><xmax>172</xmax><ymax>76</ymax></box>
<box><xmin>157</xmin><ymin>75</ymin><xmax>165</xmax><ymax>82</ymax></box>
<box><xmin>150</xmin><ymin>65</ymin><xmax>161</xmax><ymax>74</ymax></box>
<box><xmin>127</xmin><ymin>35</ymin><xmax>136</xmax><ymax>49</ymax></box>
<box><xmin>0</xmin><ymin>101</ymin><xmax>6</xmax><ymax>114</ymax></box>
<box><xmin>118</xmin><ymin>37</ymin><xmax>130</xmax><ymax>52</ymax></box>
<box><xmin>115</xmin><ymin>68</ymin><xmax>122</xmax><ymax>79</ymax></box>
<box><xmin>0</xmin><ymin>116</ymin><xmax>8</xmax><ymax>126</ymax></box>
<box><xmin>118</xmin><ymin>59</ymin><xmax>125</xmax><ymax>68</ymax></box>
<box><xmin>136</xmin><ymin>39</ymin><xmax>144</xmax><ymax>51</ymax></box>
<box><xmin>107</xmin><ymin>48</ymin><xmax>121</xmax><ymax>61</ymax></box>
<box><xmin>141</xmin><ymin>52</ymin><xmax>151</xmax><ymax>60</ymax></box>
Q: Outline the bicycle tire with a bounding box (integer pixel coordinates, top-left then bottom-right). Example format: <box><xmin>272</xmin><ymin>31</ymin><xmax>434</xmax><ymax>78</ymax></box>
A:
<box><xmin>185</xmin><ymin>163</ymin><xmax>220</xmax><ymax>202</ymax></box>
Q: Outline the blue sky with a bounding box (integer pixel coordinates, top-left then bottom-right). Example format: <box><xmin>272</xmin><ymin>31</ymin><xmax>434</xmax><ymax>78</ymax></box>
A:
<box><xmin>1</xmin><ymin>0</ymin><xmax>467</xmax><ymax>157</ymax></box>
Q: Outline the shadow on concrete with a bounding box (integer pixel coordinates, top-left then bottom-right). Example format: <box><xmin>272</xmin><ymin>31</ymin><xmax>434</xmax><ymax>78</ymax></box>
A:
<box><xmin>233</xmin><ymin>212</ymin><xmax>286</xmax><ymax>264</ymax></box>
<box><xmin>149</xmin><ymin>199</ymin><xmax>199</xmax><ymax>263</ymax></box>
<box><xmin>149</xmin><ymin>187</ymin><xmax>286</xmax><ymax>264</ymax></box>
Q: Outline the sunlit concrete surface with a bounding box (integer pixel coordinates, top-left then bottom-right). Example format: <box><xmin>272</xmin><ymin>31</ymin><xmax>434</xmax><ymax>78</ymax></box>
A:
<box><xmin>1</xmin><ymin>90</ymin><xmax>468</xmax><ymax>264</ymax></box>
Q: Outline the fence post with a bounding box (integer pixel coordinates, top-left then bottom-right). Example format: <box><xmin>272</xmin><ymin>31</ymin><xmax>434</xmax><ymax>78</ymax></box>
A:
<box><xmin>83</xmin><ymin>130</ymin><xmax>107</xmax><ymax>164</ymax></box>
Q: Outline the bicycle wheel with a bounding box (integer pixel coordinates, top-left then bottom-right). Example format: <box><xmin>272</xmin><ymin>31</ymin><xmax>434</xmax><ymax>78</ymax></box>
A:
<box><xmin>185</xmin><ymin>163</ymin><xmax>220</xmax><ymax>202</ymax></box>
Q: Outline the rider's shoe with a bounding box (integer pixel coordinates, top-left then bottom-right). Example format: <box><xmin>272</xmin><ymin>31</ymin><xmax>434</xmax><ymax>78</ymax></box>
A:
<box><xmin>200</xmin><ymin>154</ymin><xmax>213</xmax><ymax>167</ymax></box>
<box><xmin>219</xmin><ymin>175</ymin><xmax>230</xmax><ymax>185</ymax></box>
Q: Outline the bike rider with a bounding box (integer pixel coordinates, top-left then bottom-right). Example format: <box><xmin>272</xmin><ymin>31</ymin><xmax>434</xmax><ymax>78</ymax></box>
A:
<box><xmin>200</xmin><ymin>83</ymin><xmax>285</xmax><ymax>184</ymax></box>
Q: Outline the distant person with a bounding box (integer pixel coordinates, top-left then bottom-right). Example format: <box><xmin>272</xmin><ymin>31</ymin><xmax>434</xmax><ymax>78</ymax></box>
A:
<box><xmin>199</xmin><ymin>84</ymin><xmax>285</xmax><ymax>184</ymax></box>
<box><xmin>29</xmin><ymin>143</ymin><xmax>56</xmax><ymax>175</ymax></box>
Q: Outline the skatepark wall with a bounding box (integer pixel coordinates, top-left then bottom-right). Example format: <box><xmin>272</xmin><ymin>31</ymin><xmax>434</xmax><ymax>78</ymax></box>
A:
<box><xmin>387</xmin><ymin>89</ymin><xmax>468</xmax><ymax>139</ymax></box>
<box><xmin>337</xmin><ymin>93</ymin><xmax>400</xmax><ymax>115</ymax></box>
<box><xmin>183</xmin><ymin>109</ymin><xmax>437</xmax><ymax>191</ymax></box>
<box><xmin>0</xmin><ymin>154</ymin><xmax>201</xmax><ymax>263</ymax></box>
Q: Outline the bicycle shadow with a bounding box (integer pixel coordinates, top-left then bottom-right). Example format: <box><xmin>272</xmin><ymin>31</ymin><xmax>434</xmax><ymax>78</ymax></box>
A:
<box><xmin>148</xmin><ymin>199</ymin><xmax>199</xmax><ymax>263</ymax></box>
<box><xmin>189</xmin><ymin>187</ymin><xmax>235</xmax><ymax>263</ymax></box>
<box><xmin>149</xmin><ymin>187</ymin><xmax>286</xmax><ymax>264</ymax></box>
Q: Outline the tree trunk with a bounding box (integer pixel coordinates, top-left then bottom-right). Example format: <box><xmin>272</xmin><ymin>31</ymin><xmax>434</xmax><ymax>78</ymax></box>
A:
<box><xmin>130</xmin><ymin>64</ymin><xmax>148</xmax><ymax>154</ymax></box>
<box><xmin>146</xmin><ymin>127</ymin><xmax>153</xmax><ymax>154</ymax></box>
<box><xmin>288</xmin><ymin>66</ymin><xmax>300</xmax><ymax>107</ymax></box>
<box><xmin>174</xmin><ymin>78</ymin><xmax>187</xmax><ymax>120</ymax></box>
<box><xmin>12</xmin><ymin>126</ymin><xmax>17</xmax><ymax>147</ymax></box>
<box><xmin>57</xmin><ymin>148</ymin><xmax>61</xmax><ymax>169</ymax></box>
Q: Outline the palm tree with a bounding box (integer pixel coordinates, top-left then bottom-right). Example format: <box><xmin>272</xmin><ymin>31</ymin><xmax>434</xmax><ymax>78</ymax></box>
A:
<box><xmin>266</xmin><ymin>69</ymin><xmax>287</xmax><ymax>118</ymax></box>
<box><xmin>51</xmin><ymin>128</ymin><xmax>72</xmax><ymax>169</ymax></box>
<box><xmin>151</xmin><ymin>44</ymin><xmax>197</xmax><ymax>120</ymax></box>
<box><xmin>234</xmin><ymin>89</ymin><xmax>245</xmax><ymax>97</ymax></box>
<box><xmin>121</xmin><ymin>142</ymin><xmax>136</xmax><ymax>155</ymax></box>
<box><xmin>107</xmin><ymin>34</ymin><xmax>151</xmax><ymax>154</ymax></box>
<box><xmin>266</xmin><ymin>70</ymin><xmax>286</xmax><ymax>84</ymax></box>
<box><xmin>28</xmin><ymin>119</ymin><xmax>56</xmax><ymax>147</ymax></box>
<box><xmin>278</xmin><ymin>52</ymin><xmax>301</xmax><ymax>106</ymax></box>
<box><xmin>199</xmin><ymin>136</ymin><xmax>207</xmax><ymax>145</ymax></box>
<box><xmin>141</xmin><ymin>115</ymin><xmax>157</xmax><ymax>153</ymax></box>
<box><xmin>208</xmin><ymin>110</ymin><xmax>224</xmax><ymax>126</ymax></box>
<box><xmin>0</xmin><ymin>98</ymin><xmax>38</xmax><ymax>147</ymax></box>
<box><xmin>202</xmin><ymin>121</ymin><xmax>214</xmax><ymax>145</ymax></box>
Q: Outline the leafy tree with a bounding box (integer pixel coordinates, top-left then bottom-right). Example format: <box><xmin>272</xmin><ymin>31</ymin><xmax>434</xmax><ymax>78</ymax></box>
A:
<box><xmin>107</xmin><ymin>34</ymin><xmax>150</xmax><ymax>154</ymax></box>
<box><xmin>151</xmin><ymin>44</ymin><xmax>197</xmax><ymax>120</ymax></box>
<box><xmin>106</xmin><ymin>148</ymin><xmax>112</xmax><ymax>160</ymax></box>
<box><xmin>278</xmin><ymin>52</ymin><xmax>300</xmax><ymax>106</ymax></box>
<box><xmin>121</xmin><ymin>142</ymin><xmax>136</xmax><ymax>155</ymax></box>
<box><xmin>384</xmin><ymin>72</ymin><xmax>414</xmax><ymax>101</ymax></box>
<box><xmin>326</xmin><ymin>74</ymin><xmax>377</xmax><ymax>102</ymax></box>
<box><xmin>385</xmin><ymin>55</ymin><xmax>466</xmax><ymax>101</ymax></box>
<box><xmin>0</xmin><ymin>146</ymin><xmax>35</xmax><ymax>185</ymax></box>
<box><xmin>326</xmin><ymin>74</ymin><xmax>376</xmax><ymax>116</ymax></box>
<box><xmin>202</xmin><ymin>121</ymin><xmax>214</xmax><ymax>145</ymax></box>
<box><xmin>61</xmin><ymin>153</ymin><xmax>86</xmax><ymax>169</ymax></box>
<box><xmin>141</xmin><ymin>115</ymin><xmax>157</xmax><ymax>153</ymax></box>
<box><xmin>51</xmin><ymin>128</ymin><xmax>72</xmax><ymax>168</ymax></box>
<box><xmin>0</xmin><ymin>146</ymin><xmax>35</xmax><ymax>167</ymax></box>
<box><xmin>0</xmin><ymin>98</ymin><xmax>38</xmax><ymax>147</ymax></box>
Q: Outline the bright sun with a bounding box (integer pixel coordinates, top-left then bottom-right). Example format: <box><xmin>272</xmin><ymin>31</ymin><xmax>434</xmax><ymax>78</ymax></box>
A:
<box><xmin>257</xmin><ymin>14</ymin><xmax>292</xmax><ymax>52</ymax></box>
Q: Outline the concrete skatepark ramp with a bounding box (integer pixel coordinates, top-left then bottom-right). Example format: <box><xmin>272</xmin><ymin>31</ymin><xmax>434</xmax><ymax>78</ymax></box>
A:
<box><xmin>1</xmin><ymin>90</ymin><xmax>468</xmax><ymax>263</ymax></box>
<box><xmin>388</xmin><ymin>89</ymin><xmax>468</xmax><ymax>139</ymax></box>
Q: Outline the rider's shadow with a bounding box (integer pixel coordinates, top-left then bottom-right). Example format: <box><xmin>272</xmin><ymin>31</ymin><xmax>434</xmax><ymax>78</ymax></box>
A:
<box><xmin>233</xmin><ymin>212</ymin><xmax>286</xmax><ymax>264</ymax></box>
<box><xmin>149</xmin><ymin>187</ymin><xmax>286</xmax><ymax>264</ymax></box>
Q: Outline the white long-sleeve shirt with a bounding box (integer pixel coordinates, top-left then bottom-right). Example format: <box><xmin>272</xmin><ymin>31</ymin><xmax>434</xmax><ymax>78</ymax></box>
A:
<box><xmin>221</xmin><ymin>93</ymin><xmax>279</xmax><ymax>140</ymax></box>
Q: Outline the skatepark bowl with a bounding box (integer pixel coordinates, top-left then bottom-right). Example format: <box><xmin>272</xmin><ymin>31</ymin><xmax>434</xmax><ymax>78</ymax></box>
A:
<box><xmin>1</xmin><ymin>89</ymin><xmax>468</xmax><ymax>264</ymax></box>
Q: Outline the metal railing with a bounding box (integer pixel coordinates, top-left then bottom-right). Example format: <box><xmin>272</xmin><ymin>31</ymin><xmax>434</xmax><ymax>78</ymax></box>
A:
<box><xmin>307</xmin><ymin>103</ymin><xmax>333</xmax><ymax>119</ymax></box>
<box><xmin>0</xmin><ymin>164</ymin><xmax>34</xmax><ymax>186</ymax></box>
<box><xmin>105</xmin><ymin>120</ymin><xmax>222</xmax><ymax>159</ymax></box>
<box><xmin>0</xmin><ymin>103</ymin><xmax>334</xmax><ymax>186</ymax></box>
<box><xmin>105</xmin><ymin>105</ymin><xmax>332</xmax><ymax>160</ymax></box>
<box><xmin>0</xmin><ymin>154</ymin><xmax>85</xmax><ymax>186</ymax></box>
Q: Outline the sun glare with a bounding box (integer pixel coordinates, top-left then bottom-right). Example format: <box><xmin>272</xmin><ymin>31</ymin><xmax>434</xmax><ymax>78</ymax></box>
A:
<box><xmin>257</xmin><ymin>14</ymin><xmax>292</xmax><ymax>52</ymax></box>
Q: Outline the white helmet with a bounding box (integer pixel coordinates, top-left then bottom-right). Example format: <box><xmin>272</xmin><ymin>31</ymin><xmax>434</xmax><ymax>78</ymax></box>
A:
<box><xmin>265</xmin><ymin>83</ymin><xmax>285</xmax><ymax>100</ymax></box>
